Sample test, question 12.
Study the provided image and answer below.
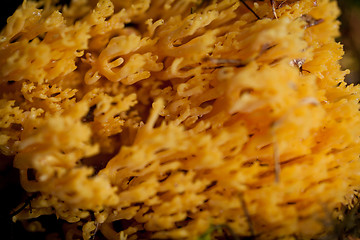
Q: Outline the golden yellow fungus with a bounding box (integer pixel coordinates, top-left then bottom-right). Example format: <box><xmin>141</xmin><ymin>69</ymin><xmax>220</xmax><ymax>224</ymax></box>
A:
<box><xmin>1</xmin><ymin>0</ymin><xmax>360</xmax><ymax>239</ymax></box>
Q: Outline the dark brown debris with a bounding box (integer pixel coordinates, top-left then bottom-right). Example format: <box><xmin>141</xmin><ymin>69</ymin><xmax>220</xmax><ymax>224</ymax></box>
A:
<box><xmin>301</xmin><ymin>14</ymin><xmax>324</xmax><ymax>29</ymax></box>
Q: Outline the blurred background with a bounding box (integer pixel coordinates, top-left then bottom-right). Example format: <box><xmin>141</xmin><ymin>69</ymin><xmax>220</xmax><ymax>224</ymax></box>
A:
<box><xmin>338</xmin><ymin>0</ymin><xmax>360</xmax><ymax>85</ymax></box>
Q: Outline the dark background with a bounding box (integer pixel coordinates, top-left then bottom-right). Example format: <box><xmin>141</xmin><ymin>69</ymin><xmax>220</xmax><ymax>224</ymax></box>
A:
<box><xmin>338</xmin><ymin>0</ymin><xmax>360</xmax><ymax>85</ymax></box>
<box><xmin>0</xmin><ymin>0</ymin><xmax>23</xmax><ymax>28</ymax></box>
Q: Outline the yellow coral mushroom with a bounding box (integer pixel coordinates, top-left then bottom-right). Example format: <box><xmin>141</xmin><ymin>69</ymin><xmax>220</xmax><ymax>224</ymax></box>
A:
<box><xmin>1</xmin><ymin>0</ymin><xmax>360</xmax><ymax>239</ymax></box>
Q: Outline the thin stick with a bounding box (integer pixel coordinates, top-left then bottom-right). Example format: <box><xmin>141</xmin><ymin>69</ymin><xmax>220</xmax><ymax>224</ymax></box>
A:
<box><xmin>277</xmin><ymin>0</ymin><xmax>288</xmax><ymax>9</ymax></box>
<box><xmin>240</xmin><ymin>194</ymin><xmax>255</xmax><ymax>237</ymax></box>
<box><xmin>90</xmin><ymin>222</ymin><xmax>100</xmax><ymax>240</ymax></box>
<box><xmin>9</xmin><ymin>193</ymin><xmax>38</xmax><ymax>219</ymax></box>
<box><xmin>270</xmin><ymin>0</ymin><xmax>278</xmax><ymax>19</ymax></box>
<box><xmin>240</xmin><ymin>0</ymin><xmax>260</xmax><ymax>20</ymax></box>
<box><xmin>273</xmin><ymin>135</ymin><xmax>281</xmax><ymax>183</ymax></box>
